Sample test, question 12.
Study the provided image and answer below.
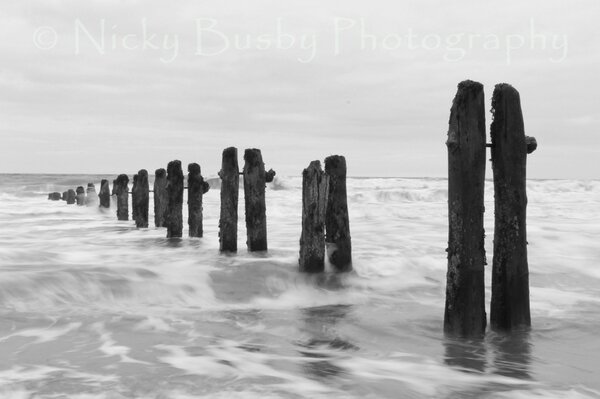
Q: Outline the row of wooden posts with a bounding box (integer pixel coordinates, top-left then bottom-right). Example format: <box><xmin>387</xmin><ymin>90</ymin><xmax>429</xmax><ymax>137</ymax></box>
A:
<box><xmin>48</xmin><ymin>148</ymin><xmax>353</xmax><ymax>273</ymax></box>
<box><xmin>48</xmin><ymin>80</ymin><xmax>536</xmax><ymax>338</ymax></box>
<box><xmin>444</xmin><ymin>81</ymin><xmax>537</xmax><ymax>338</ymax></box>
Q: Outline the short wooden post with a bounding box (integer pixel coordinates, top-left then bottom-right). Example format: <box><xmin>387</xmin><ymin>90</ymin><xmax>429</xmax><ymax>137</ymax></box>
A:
<box><xmin>66</xmin><ymin>189</ymin><xmax>76</xmax><ymax>204</ymax></box>
<box><xmin>131</xmin><ymin>174</ymin><xmax>139</xmax><ymax>222</ymax></box>
<box><xmin>153</xmin><ymin>168</ymin><xmax>168</xmax><ymax>227</ymax></box>
<box><xmin>299</xmin><ymin>160</ymin><xmax>329</xmax><ymax>273</ymax></box>
<box><xmin>48</xmin><ymin>192</ymin><xmax>61</xmax><ymax>201</ymax></box>
<box><xmin>85</xmin><ymin>183</ymin><xmax>97</xmax><ymax>206</ymax></box>
<box><xmin>490</xmin><ymin>83</ymin><xmax>534</xmax><ymax>331</ymax></box>
<box><xmin>165</xmin><ymin>160</ymin><xmax>184</xmax><ymax>238</ymax></box>
<box><xmin>61</xmin><ymin>191</ymin><xmax>68</xmax><ymax>201</ymax></box>
<box><xmin>188</xmin><ymin>163</ymin><xmax>210</xmax><ymax>237</ymax></box>
<box><xmin>443</xmin><ymin>80</ymin><xmax>487</xmax><ymax>338</ymax></box>
<box><xmin>99</xmin><ymin>179</ymin><xmax>110</xmax><ymax>208</ymax></box>
<box><xmin>75</xmin><ymin>186</ymin><xmax>86</xmax><ymax>206</ymax></box>
<box><xmin>114</xmin><ymin>174</ymin><xmax>129</xmax><ymax>221</ymax></box>
<box><xmin>324</xmin><ymin>155</ymin><xmax>352</xmax><ymax>272</ymax></box>
<box><xmin>133</xmin><ymin>169</ymin><xmax>149</xmax><ymax>228</ymax></box>
<box><xmin>243</xmin><ymin>148</ymin><xmax>268</xmax><ymax>251</ymax></box>
<box><xmin>219</xmin><ymin>147</ymin><xmax>239</xmax><ymax>252</ymax></box>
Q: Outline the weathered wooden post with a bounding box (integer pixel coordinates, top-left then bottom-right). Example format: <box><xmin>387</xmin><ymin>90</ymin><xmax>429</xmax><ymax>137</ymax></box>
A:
<box><xmin>219</xmin><ymin>147</ymin><xmax>239</xmax><ymax>251</ymax></box>
<box><xmin>85</xmin><ymin>183</ymin><xmax>97</xmax><ymax>206</ymax></box>
<box><xmin>243</xmin><ymin>148</ymin><xmax>268</xmax><ymax>251</ymax></box>
<box><xmin>324</xmin><ymin>155</ymin><xmax>352</xmax><ymax>272</ymax></box>
<box><xmin>48</xmin><ymin>192</ymin><xmax>61</xmax><ymax>201</ymax></box>
<box><xmin>99</xmin><ymin>179</ymin><xmax>110</xmax><ymax>208</ymax></box>
<box><xmin>61</xmin><ymin>191</ymin><xmax>68</xmax><ymax>201</ymax></box>
<box><xmin>66</xmin><ymin>189</ymin><xmax>76</xmax><ymax>204</ymax></box>
<box><xmin>299</xmin><ymin>161</ymin><xmax>329</xmax><ymax>273</ymax></box>
<box><xmin>154</xmin><ymin>168</ymin><xmax>168</xmax><ymax>227</ymax></box>
<box><xmin>188</xmin><ymin>163</ymin><xmax>210</xmax><ymax>237</ymax></box>
<box><xmin>490</xmin><ymin>83</ymin><xmax>535</xmax><ymax>331</ymax></box>
<box><xmin>165</xmin><ymin>160</ymin><xmax>184</xmax><ymax>238</ymax></box>
<box><xmin>133</xmin><ymin>169</ymin><xmax>149</xmax><ymax>228</ymax></box>
<box><xmin>131</xmin><ymin>174</ymin><xmax>139</xmax><ymax>222</ymax></box>
<box><xmin>114</xmin><ymin>174</ymin><xmax>129</xmax><ymax>221</ymax></box>
<box><xmin>443</xmin><ymin>80</ymin><xmax>487</xmax><ymax>338</ymax></box>
<box><xmin>75</xmin><ymin>186</ymin><xmax>86</xmax><ymax>206</ymax></box>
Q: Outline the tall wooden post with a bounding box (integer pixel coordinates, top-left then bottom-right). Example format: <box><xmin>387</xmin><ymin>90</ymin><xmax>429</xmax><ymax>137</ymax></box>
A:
<box><xmin>133</xmin><ymin>169</ymin><xmax>149</xmax><ymax>228</ymax></box>
<box><xmin>299</xmin><ymin>161</ymin><xmax>329</xmax><ymax>273</ymax></box>
<box><xmin>219</xmin><ymin>147</ymin><xmax>239</xmax><ymax>252</ymax></box>
<box><xmin>99</xmin><ymin>179</ymin><xmax>110</xmax><ymax>208</ymax></box>
<box><xmin>165</xmin><ymin>160</ymin><xmax>184</xmax><ymax>238</ymax></box>
<box><xmin>324</xmin><ymin>155</ymin><xmax>352</xmax><ymax>272</ymax></box>
<box><xmin>131</xmin><ymin>174</ymin><xmax>139</xmax><ymax>222</ymax></box>
<box><xmin>188</xmin><ymin>163</ymin><xmax>210</xmax><ymax>238</ymax></box>
<box><xmin>114</xmin><ymin>174</ymin><xmax>129</xmax><ymax>221</ymax></box>
<box><xmin>75</xmin><ymin>186</ymin><xmax>86</xmax><ymax>206</ymax></box>
<box><xmin>154</xmin><ymin>168</ymin><xmax>168</xmax><ymax>227</ymax></box>
<box><xmin>443</xmin><ymin>80</ymin><xmax>487</xmax><ymax>338</ymax></box>
<box><xmin>243</xmin><ymin>148</ymin><xmax>268</xmax><ymax>251</ymax></box>
<box><xmin>490</xmin><ymin>83</ymin><xmax>534</xmax><ymax>331</ymax></box>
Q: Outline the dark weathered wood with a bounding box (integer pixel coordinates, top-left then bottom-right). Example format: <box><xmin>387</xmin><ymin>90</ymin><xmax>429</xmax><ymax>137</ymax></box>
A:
<box><xmin>443</xmin><ymin>80</ymin><xmax>487</xmax><ymax>338</ymax></box>
<box><xmin>188</xmin><ymin>163</ymin><xmax>209</xmax><ymax>237</ymax></box>
<box><xmin>219</xmin><ymin>147</ymin><xmax>239</xmax><ymax>252</ymax></box>
<box><xmin>99</xmin><ymin>179</ymin><xmax>110</xmax><ymax>208</ymax></box>
<box><xmin>299</xmin><ymin>161</ymin><xmax>329</xmax><ymax>273</ymax></box>
<box><xmin>61</xmin><ymin>191</ymin><xmax>68</xmax><ymax>201</ymax></box>
<box><xmin>324</xmin><ymin>155</ymin><xmax>352</xmax><ymax>272</ymax></box>
<box><xmin>66</xmin><ymin>189</ymin><xmax>76</xmax><ymax>204</ymax></box>
<box><xmin>75</xmin><ymin>186</ymin><xmax>85</xmax><ymax>206</ymax></box>
<box><xmin>133</xmin><ymin>169</ymin><xmax>149</xmax><ymax>228</ymax></box>
<box><xmin>48</xmin><ymin>192</ymin><xmax>61</xmax><ymax>201</ymax></box>
<box><xmin>153</xmin><ymin>168</ymin><xmax>168</xmax><ymax>227</ymax></box>
<box><xmin>85</xmin><ymin>183</ymin><xmax>97</xmax><ymax>206</ymax></box>
<box><xmin>243</xmin><ymin>148</ymin><xmax>268</xmax><ymax>251</ymax></box>
<box><xmin>490</xmin><ymin>83</ymin><xmax>532</xmax><ymax>331</ymax></box>
<box><xmin>165</xmin><ymin>160</ymin><xmax>184</xmax><ymax>238</ymax></box>
<box><xmin>114</xmin><ymin>174</ymin><xmax>129</xmax><ymax>221</ymax></box>
<box><xmin>131</xmin><ymin>174</ymin><xmax>139</xmax><ymax>221</ymax></box>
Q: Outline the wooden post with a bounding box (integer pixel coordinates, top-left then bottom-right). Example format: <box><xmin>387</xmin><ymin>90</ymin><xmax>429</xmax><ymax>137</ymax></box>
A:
<box><xmin>75</xmin><ymin>186</ymin><xmax>86</xmax><ymax>206</ymax></box>
<box><xmin>490</xmin><ymin>83</ymin><xmax>534</xmax><ymax>331</ymax></box>
<box><xmin>165</xmin><ymin>160</ymin><xmax>184</xmax><ymax>238</ymax></box>
<box><xmin>243</xmin><ymin>148</ymin><xmax>268</xmax><ymax>251</ymax></box>
<box><xmin>299</xmin><ymin>160</ymin><xmax>329</xmax><ymax>273</ymax></box>
<box><xmin>219</xmin><ymin>147</ymin><xmax>239</xmax><ymax>252</ymax></box>
<box><xmin>48</xmin><ymin>192</ymin><xmax>61</xmax><ymax>201</ymax></box>
<box><xmin>61</xmin><ymin>191</ymin><xmax>68</xmax><ymax>201</ymax></box>
<box><xmin>85</xmin><ymin>183</ymin><xmax>97</xmax><ymax>206</ymax></box>
<box><xmin>443</xmin><ymin>80</ymin><xmax>487</xmax><ymax>338</ymax></box>
<box><xmin>131</xmin><ymin>174</ymin><xmax>139</xmax><ymax>222</ymax></box>
<box><xmin>153</xmin><ymin>168</ymin><xmax>168</xmax><ymax>227</ymax></box>
<box><xmin>99</xmin><ymin>179</ymin><xmax>110</xmax><ymax>208</ymax></box>
<box><xmin>114</xmin><ymin>174</ymin><xmax>129</xmax><ymax>221</ymax></box>
<box><xmin>133</xmin><ymin>169</ymin><xmax>149</xmax><ymax>228</ymax></box>
<box><xmin>324</xmin><ymin>155</ymin><xmax>352</xmax><ymax>272</ymax></box>
<box><xmin>188</xmin><ymin>163</ymin><xmax>210</xmax><ymax>237</ymax></box>
<box><xmin>66</xmin><ymin>189</ymin><xmax>76</xmax><ymax>204</ymax></box>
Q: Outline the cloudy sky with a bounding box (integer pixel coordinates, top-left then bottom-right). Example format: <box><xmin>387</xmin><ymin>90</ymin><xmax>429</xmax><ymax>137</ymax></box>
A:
<box><xmin>1</xmin><ymin>0</ymin><xmax>598</xmax><ymax>178</ymax></box>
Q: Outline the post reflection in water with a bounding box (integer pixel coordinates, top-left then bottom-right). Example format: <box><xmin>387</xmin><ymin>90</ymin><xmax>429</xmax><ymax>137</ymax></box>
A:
<box><xmin>490</xmin><ymin>329</ymin><xmax>532</xmax><ymax>380</ymax></box>
<box><xmin>297</xmin><ymin>304</ymin><xmax>357</xmax><ymax>380</ymax></box>
<box><xmin>443</xmin><ymin>329</ymin><xmax>532</xmax><ymax>380</ymax></box>
<box><xmin>444</xmin><ymin>336</ymin><xmax>487</xmax><ymax>373</ymax></box>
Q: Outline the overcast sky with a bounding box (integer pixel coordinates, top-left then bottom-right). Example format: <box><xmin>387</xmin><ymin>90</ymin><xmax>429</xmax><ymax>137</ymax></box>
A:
<box><xmin>1</xmin><ymin>0</ymin><xmax>598</xmax><ymax>178</ymax></box>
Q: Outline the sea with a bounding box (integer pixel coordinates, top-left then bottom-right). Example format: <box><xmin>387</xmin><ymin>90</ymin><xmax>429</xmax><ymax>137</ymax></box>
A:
<box><xmin>0</xmin><ymin>173</ymin><xmax>599</xmax><ymax>399</ymax></box>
